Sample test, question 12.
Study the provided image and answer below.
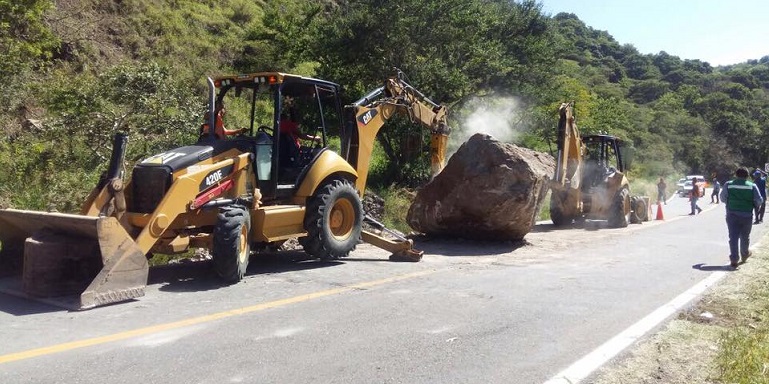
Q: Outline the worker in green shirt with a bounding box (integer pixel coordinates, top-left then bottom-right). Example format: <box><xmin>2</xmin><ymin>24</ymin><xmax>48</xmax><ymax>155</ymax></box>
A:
<box><xmin>720</xmin><ymin>167</ymin><xmax>764</xmax><ymax>269</ymax></box>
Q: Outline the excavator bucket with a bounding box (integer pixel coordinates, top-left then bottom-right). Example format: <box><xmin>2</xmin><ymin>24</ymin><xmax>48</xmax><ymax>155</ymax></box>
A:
<box><xmin>361</xmin><ymin>230</ymin><xmax>423</xmax><ymax>262</ymax></box>
<box><xmin>389</xmin><ymin>248</ymin><xmax>424</xmax><ymax>262</ymax></box>
<box><xmin>0</xmin><ymin>209</ymin><xmax>148</xmax><ymax>310</ymax></box>
<box><xmin>361</xmin><ymin>216</ymin><xmax>423</xmax><ymax>262</ymax></box>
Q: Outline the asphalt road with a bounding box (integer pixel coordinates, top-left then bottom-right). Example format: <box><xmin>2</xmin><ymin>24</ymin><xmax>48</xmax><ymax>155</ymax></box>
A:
<box><xmin>0</xmin><ymin>192</ymin><xmax>764</xmax><ymax>384</ymax></box>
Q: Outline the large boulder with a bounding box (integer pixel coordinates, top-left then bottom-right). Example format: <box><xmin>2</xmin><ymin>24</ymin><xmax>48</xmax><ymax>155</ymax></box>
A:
<box><xmin>407</xmin><ymin>133</ymin><xmax>555</xmax><ymax>241</ymax></box>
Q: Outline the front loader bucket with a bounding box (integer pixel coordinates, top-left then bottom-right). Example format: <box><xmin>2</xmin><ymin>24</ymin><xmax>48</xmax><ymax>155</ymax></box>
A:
<box><xmin>0</xmin><ymin>209</ymin><xmax>148</xmax><ymax>310</ymax></box>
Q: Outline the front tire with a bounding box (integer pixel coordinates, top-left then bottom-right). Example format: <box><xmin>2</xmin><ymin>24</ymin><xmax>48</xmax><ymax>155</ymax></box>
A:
<box><xmin>608</xmin><ymin>188</ymin><xmax>630</xmax><ymax>228</ymax></box>
<box><xmin>300</xmin><ymin>179</ymin><xmax>362</xmax><ymax>260</ymax></box>
<box><xmin>549</xmin><ymin>191</ymin><xmax>573</xmax><ymax>226</ymax></box>
<box><xmin>550</xmin><ymin>205</ymin><xmax>571</xmax><ymax>226</ymax></box>
<box><xmin>212</xmin><ymin>205</ymin><xmax>251</xmax><ymax>283</ymax></box>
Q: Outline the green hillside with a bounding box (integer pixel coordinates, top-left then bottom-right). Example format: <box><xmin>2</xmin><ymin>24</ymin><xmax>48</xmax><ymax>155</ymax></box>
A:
<box><xmin>2</xmin><ymin>0</ymin><xmax>768</xmax><ymax>211</ymax></box>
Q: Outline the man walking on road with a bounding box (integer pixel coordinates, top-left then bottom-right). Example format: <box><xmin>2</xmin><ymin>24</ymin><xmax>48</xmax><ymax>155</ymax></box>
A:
<box><xmin>711</xmin><ymin>179</ymin><xmax>721</xmax><ymax>204</ymax></box>
<box><xmin>657</xmin><ymin>177</ymin><xmax>667</xmax><ymax>205</ymax></box>
<box><xmin>720</xmin><ymin>167</ymin><xmax>763</xmax><ymax>268</ymax></box>
<box><xmin>752</xmin><ymin>169</ymin><xmax>767</xmax><ymax>224</ymax></box>
<box><xmin>689</xmin><ymin>177</ymin><xmax>702</xmax><ymax>215</ymax></box>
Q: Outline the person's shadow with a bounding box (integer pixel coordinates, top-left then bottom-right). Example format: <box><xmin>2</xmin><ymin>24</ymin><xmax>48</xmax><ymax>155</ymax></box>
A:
<box><xmin>692</xmin><ymin>263</ymin><xmax>736</xmax><ymax>271</ymax></box>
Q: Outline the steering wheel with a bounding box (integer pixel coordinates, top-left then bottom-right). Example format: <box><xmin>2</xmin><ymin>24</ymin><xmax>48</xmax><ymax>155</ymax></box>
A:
<box><xmin>312</xmin><ymin>136</ymin><xmax>324</xmax><ymax>149</ymax></box>
<box><xmin>311</xmin><ymin>126</ymin><xmax>324</xmax><ymax>149</ymax></box>
<box><xmin>257</xmin><ymin>125</ymin><xmax>273</xmax><ymax>135</ymax></box>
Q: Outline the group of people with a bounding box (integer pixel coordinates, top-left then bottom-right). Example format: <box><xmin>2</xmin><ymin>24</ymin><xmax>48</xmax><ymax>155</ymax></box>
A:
<box><xmin>657</xmin><ymin>168</ymin><xmax>767</xmax><ymax>269</ymax></box>
<box><xmin>654</xmin><ymin>176</ymin><xmax>708</xmax><ymax>214</ymax></box>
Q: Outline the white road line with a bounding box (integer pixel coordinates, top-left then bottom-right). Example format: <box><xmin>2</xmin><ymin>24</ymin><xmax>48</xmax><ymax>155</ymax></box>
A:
<box><xmin>543</xmin><ymin>271</ymin><xmax>728</xmax><ymax>384</ymax></box>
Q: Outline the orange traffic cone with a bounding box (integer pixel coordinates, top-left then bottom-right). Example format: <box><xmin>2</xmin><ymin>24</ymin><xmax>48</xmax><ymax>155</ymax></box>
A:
<box><xmin>655</xmin><ymin>202</ymin><xmax>665</xmax><ymax>220</ymax></box>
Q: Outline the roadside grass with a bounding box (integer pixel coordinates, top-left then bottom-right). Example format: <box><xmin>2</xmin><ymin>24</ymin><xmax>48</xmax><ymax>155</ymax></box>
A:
<box><xmin>713</xmin><ymin>256</ymin><xmax>769</xmax><ymax>383</ymax></box>
<box><xmin>539</xmin><ymin>190</ymin><xmax>552</xmax><ymax>221</ymax></box>
<box><xmin>631</xmin><ymin>177</ymin><xmax>659</xmax><ymax>199</ymax></box>
<box><xmin>593</xmin><ymin>238</ymin><xmax>769</xmax><ymax>383</ymax></box>
<box><xmin>371</xmin><ymin>185</ymin><xmax>415</xmax><ymax>234</ymax></box>
<box><xmin>148</xmin><ymin>252</ymin><xmax>191</xmax><ymax>267</ymax></box>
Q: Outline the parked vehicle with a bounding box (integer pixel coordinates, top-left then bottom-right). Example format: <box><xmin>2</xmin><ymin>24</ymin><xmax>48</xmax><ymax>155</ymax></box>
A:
<box><xmin>676</xmin><ymin>178</ymin><xmax>687</xmax><ymax>195</ymax></box>
<box><xmin>686</xmin><ymin>175</ymin><xmax>707</xmax><ymax>186</ymax></box>
<box><xmin>679</xmin><ymin>179</ymin><xmax>706</xmax><ymax>197</ymax></box>
<box><xmin>677</xmin><ymin>175</ymin><xmax>706</xmax><ymax>196</ymax></box>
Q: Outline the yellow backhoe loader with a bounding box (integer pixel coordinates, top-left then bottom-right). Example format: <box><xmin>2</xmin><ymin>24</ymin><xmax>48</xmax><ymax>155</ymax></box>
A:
<box><xmin>0</xmin><ymin>70</ymin><xmax>450</xmax><ymax>309</ymax></box>
<box><xmin>549</xmin><ymin>102</ymin><xmax>642</xmax><ymax>227</ymax></box>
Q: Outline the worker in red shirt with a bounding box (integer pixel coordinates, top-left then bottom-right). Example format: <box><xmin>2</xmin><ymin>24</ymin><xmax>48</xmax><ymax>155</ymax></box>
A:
<box><xmin>279</xmin><ymin>111</ymin><xmax>321</xmax><ymax>149</ymax></box>
<box><xmin>689</xmin><ymin>177</ymin><xmax>703</xmax><ymax>215</ymax></box>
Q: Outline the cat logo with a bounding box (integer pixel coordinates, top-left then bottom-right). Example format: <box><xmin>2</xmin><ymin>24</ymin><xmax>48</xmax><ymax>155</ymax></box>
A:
<box><xmin>357</xmin><ymin>109</ymin><xmax>378</xmax><ymax>127</ymax></box>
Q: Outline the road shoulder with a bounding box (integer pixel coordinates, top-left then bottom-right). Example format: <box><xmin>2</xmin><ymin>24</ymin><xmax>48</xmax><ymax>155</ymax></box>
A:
<box><xmin>590</xmin><ymin>233</ymin><xmax>769</xmax><ymax>383</ymax></box>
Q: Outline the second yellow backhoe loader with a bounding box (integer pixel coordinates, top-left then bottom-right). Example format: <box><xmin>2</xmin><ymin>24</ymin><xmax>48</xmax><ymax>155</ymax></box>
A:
<box><xmin>0</xmin><ymin>70</ymin><xmax>450</xmax><ymax>309</ymax></box>
<box><xmin>549</xmin><ymin>102</ymin><xmax>642</xmax><ymax>227</ymax></box>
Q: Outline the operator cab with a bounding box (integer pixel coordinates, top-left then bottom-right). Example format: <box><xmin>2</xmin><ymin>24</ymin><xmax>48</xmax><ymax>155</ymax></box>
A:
<box><xmin>581</xmin><ymin>134</ymin><xmax>625</xmax><ymax>192</ymax></box>
<box><xmin>202</xmin><ymin>73</ymin><xmax>344</xmax><ymax>201</ymax></box>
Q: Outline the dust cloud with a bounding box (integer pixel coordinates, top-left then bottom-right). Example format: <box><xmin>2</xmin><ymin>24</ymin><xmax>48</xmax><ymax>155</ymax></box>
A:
<box><xmin>449</xmin><ymin>96</ymin><xmax>527</xmax><ymax>155</ymax></box>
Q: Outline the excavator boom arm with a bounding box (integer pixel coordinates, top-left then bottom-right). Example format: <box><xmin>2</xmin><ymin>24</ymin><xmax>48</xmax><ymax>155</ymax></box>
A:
<box><xmin>553</xmin><ymin>102</ymin><xmax>582</xmax><ymax>189</ymax></box>
<box><xmin>344</xmin><ymin>71</ymin><xmax>450</xmax><ymax>193</ymax></box>
<box><xmin>342</xmin><ymin>70</ymin><xmax>450</xmax><ymax>261</ymax></box>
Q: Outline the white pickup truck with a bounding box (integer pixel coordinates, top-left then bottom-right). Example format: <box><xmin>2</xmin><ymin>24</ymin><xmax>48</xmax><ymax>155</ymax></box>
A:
<box><xmin>678</xmin><ymin>175</ymin><xmax>707</xmax><ymax>197</ymax></box>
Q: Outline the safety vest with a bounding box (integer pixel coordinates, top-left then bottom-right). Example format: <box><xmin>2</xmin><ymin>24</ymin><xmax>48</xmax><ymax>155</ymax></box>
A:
<box><xmin>726</xmin><ymin>179</ymin><xmax>755</xmax><ymax>212</ymax></box>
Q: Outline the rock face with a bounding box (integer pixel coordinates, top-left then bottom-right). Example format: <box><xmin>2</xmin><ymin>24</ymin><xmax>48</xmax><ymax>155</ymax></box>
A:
<box><xmin>407</xmin><ymin>133</ymin><xmax>555</xmax><ymax>241</ymax></box>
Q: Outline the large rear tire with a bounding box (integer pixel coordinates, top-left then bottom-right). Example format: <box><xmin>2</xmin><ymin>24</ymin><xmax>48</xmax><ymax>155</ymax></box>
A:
<box><xmin>212</xmin><ymin>205</ymin><xmax>251</xmax><ymax>283</ymax></box>
<box><xmin>608</xmin><ymin>188</ymin><xmax>630</xmax><ymax>228</ymax></box>
<box><xmin>299</xmin><ymin>179</ymin><xmax>362</xmax><ymax>260</ymax></box>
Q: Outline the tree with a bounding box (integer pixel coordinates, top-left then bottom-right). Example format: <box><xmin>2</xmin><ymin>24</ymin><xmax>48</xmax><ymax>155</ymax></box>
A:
<box><xmin>621</xmin><ymin>51</ymin><xmax>662</xmax><ymax>80</ymax></box>
<box><xmin>313</xmin><ymin>0</ymin><xmax>559</xmax><ymax>184</ymax></box>
<box><xmin>0</xmin><ymin>0</ymin><xmax>57</xmax><ymax>78</ymax></box>
<box><xmin>682</xmin><ymin>59</ymin><xmax>712</xmax><ymax>75</ymax></box>
<box><xmin>40</xmin><ymin>62</ymin><xmax>201</xmax><ymax>165</ymax></box>
<box><xmin>729</xmin><ymin>70</ymin><xmax>760</xmax><ymax>89</ymax></box>
<box><xmin>652</xmin><ymin>51</ymin><xmax>682</xmax><ymax>75</ymax></box>
<box><xmin>628</xmin><ymin>79</ymin><xmax>669</xmax><ymax>104</ymax></box>
<box><xmin>0</xmin><ymin>0</ymin><xmax>58</xmax><ymax>132</ymax></box>
<box><xmin>235</xmin><ymin>1</ymin><xmax>323</xmax><ymax>73</ymax></box>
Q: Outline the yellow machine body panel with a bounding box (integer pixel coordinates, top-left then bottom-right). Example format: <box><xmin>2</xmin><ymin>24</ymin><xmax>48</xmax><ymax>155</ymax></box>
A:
<box><xmin>131</xmin><ymin>152</ymin><xmax>254</xmax><ymax>255</ymax></box>
<box><xmin>253</xmin><ymin>205</ymin><xmax>307</xmax><ymax>242</ymax></box>
<box><xmin>295</xmin><ymin>150</ymin><xmax>358</xmax><ymax>198</ymax></box>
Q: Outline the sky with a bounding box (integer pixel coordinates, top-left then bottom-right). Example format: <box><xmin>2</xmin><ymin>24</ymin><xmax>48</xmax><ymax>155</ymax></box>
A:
<box><xmin>538</xmin><ymin>0</ymin><xmax>769</xmax><ymax>66</ymax></box>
